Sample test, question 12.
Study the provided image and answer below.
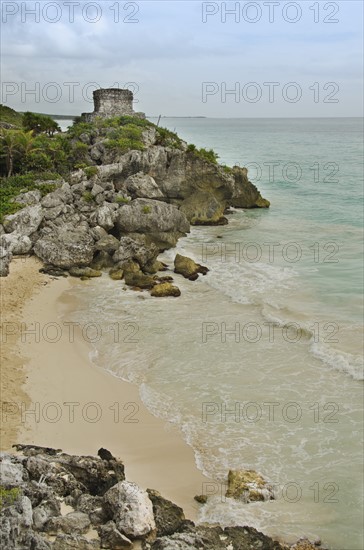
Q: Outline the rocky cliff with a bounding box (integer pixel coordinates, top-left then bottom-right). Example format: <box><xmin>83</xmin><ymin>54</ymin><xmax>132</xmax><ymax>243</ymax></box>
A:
<box><xmin>0</xmin><ymin>117</ymin><xmax>269</xmax><ymax>285</ymax></box>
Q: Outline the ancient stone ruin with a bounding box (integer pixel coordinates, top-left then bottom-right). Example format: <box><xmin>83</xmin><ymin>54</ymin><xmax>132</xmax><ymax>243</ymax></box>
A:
<box><xmin>82</xmin><ymin>88</ymin><xmax>145</xmax><ymax>121</ymax></box>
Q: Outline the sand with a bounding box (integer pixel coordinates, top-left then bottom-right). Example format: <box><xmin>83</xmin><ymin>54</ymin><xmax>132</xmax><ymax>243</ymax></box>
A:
<box><xmin>0</xmin><ymin>257</ymin><xmax>213</xmax><ymax>519</ymax></box>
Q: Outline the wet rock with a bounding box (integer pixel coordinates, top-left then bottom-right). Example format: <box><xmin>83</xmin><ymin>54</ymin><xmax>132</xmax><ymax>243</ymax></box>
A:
<box><xmin>226</xmin><ymin>469</ymin><xmax>275</xmax><ymax>502</ymax></box>
<box><xmin>109</xmin><ymin>267</ymin><xmax>124</xmax><ymax>280</ymax></box>
<box><xmin>147</xmin><ymin>489</ymin><xmax>185</xmax><ymax>537</ymax></box>
<box><xmin>174</xmin><ymin>254</ymin><xmax>209</xmax><ymax>280</ymax></box>
<box><xmin>39</xmin><ymin>266</ymin><xmax>68</xmax><ymax>277</ymax></box>
<box><xmin>193</xmin><ymin>494</ymin><xmax>207</xmax><ymax>504</ymax></box>
<box><xmin>69</xmin><ymin>267</ymin><xmax>102</xmax><ymax>278</ymax></box>
<box><xmin>124</xmin><ymin>271</ymin><xmax>156</xmax><ymax>290</ymax></box>
<box><xmin>104</xmin><ymin>481</ymin><xmax>155</xmax><ymax>538</ymax></box>
<box><xmin>91</xmin><ymin>251</ymin><xmax>114</xmax><ymax>270</ymax></box>
<box><xmin>150</xmin><ymin>283</ymin><xmax>181</xmax><ymax>298</ymax></box>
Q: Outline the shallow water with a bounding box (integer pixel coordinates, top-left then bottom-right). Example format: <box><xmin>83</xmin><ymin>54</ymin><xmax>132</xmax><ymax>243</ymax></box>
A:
<box><xmin>65</xmin><ymin>118</ymin><xmax>363</xmax><ymax>549</ymax></box>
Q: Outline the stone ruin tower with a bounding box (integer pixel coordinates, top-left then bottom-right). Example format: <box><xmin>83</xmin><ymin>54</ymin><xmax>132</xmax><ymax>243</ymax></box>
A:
<box><xmin>82</xmin><ymin>88</ymin><xmax>145</xmax><ymax>121</ymax></box>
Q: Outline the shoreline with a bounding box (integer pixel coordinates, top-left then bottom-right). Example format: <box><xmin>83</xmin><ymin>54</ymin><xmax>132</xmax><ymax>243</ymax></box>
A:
<box><xmin>0</xmin><ymin>257</ymin><xmax>213</xmax><ymax>519</ymax></box>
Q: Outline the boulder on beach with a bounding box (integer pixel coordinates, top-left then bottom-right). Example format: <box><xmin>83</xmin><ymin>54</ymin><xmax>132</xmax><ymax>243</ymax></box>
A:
<box><xmin>226</xmin><ymin>469</ymin><xmax>275</xmax><ymax>502</ymax></box>
<box><xmin>174</xmin><ymin>253</ymin><xmax>209</xmax><ymax>280</ymax></box>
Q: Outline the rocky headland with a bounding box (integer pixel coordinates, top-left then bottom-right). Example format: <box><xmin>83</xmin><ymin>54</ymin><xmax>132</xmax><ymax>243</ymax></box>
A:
<box><xmin>0</xmin><ymin>114</ymin><xmax>269</xmax><ymax>293</ymax></box>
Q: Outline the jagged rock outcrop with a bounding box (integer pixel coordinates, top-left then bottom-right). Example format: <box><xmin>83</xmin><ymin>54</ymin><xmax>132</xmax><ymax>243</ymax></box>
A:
<box><xmin>0</xmin><ymin>447</ymin><xmax>323</xmax><ymax>550</ymax></box>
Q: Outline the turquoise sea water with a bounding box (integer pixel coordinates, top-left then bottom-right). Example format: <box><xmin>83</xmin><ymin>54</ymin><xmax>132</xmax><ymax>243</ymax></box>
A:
<box><xmin>66</xmin><ymin>118</ymin><xmax>363</xmax><ymax>549</ymax></box>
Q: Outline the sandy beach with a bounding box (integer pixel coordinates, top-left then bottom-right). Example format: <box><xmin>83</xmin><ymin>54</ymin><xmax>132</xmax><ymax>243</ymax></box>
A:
<box><xmin>0</xmin><ymin>257</ymin><xmax>213</xmax><ymax>519</ymax></box>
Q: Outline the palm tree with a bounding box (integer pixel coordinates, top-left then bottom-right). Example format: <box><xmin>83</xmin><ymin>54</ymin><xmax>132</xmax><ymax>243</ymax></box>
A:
<box><xmin>0</xmin><ymin>129</ymin><xmax>22</xmax><ymax>177</ymax></box>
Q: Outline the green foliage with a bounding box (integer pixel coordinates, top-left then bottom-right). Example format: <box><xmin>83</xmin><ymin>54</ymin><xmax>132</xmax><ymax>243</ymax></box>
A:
<box><xmin>115</xmin><ymin>195</ymin><xmax>130</xmax><ymax>204</ymax></box>
<box><xmin>67</xmin><ymin>121</ymin><xmax>94</xmax><ymax>138</ymax></box>
<box><xmin>222</xmin><ymin>165</ymin><xmax>233</xmax><ymax>173</ymax></box>
<box><xmin>82</xmin><ymin>191</ymin><xmax>95</xmax><ymax>203</ymax></box>
<box><xmin>23</xmin><ymin>112</ymin><xmax>61</xmax><ymax>136</ymax></box>
<box><xmin>0</xmin><ymin>105</ymin><xmax>24</xmax><ymax>127</ymax></box>
<box><xmin>142</xmin><ymin>205</ymin><xmax>151</xmax><ymax>214</ymax></box>
<box><xmin>104</xmin><ymin>137</ymin><xmax>144</xmax><ymax>153</ymax></box>
<box><xmin>156</xmin><ymin>127</ymin><xmax>183</xmax><ymax>149</ymax></box>
<box><xmin>187</xmin><ymin>144</ymin><xmax>219</xmax><ymax>164</ymax></box>
<box><xmin>0</xmin><ymin>487</ymin><xmax>20</xmax><ymax>510</ymax></box>
<box><xmin>0</xmin><ymin>173</ymin><xmax>60</xmax><ymax>222</ymax></box>
<box><xmin>84</xmin><ymin>166</ymin><xmax>98</xmax><ymax>179</ymax></box>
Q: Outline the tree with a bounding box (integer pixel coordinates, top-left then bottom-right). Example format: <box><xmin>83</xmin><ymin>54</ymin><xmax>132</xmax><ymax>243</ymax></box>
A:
<box><xmin>23</xmin><ymin>112</ymin><xmax>61</xmax><ymax>136</ymax></box>
<box><xmin>0</xmin><ymin>129</ymin><xmax>22</xmax><ymax>177</ymax></box>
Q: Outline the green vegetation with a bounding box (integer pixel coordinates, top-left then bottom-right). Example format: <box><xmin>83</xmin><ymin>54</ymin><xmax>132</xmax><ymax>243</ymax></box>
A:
<box><xmin>0</xmin><ymin>487</ymin><xmax>20</xmax><ymax>510</ymax></box>
<box><xmin>0</xmin><ymin>172</ymin><xmax>60</xmax><ymax>222</ymax></box>
<box><xmin>84</xmin><ymin>166</ymin><xmax>98</xmax><ymax>179</ymax></box>
<box><xmin>187</xmin><ymin>143</ymin><xmax>219</xmax><ymax>164</ymax></box>
<box><xmin>0</xmin><ymin>105</ymin><xmax>24</xmax><ymax>127</ymax></box>
<box><xmin>115</xmin><ymin>196</ymin><xmax>130</xmax><ymax>204</ymax></box>
<box><xmin>0</xmin><ymin>107</ymin><xmax>225</xmax><ymax>225</ymax></box>
<box><xmin>23</xmin><ymin>112</ymin><xmax>61</xmax><ymax>136</ymax></box>
<box><xmin>142</xmin><ymin>205</ymin><xmax>152</xmax><ymax>214</ymax></box>
<box><xmin>155</xmin><ymin>127</ymin><xmax>183</xmax><ymax>149</ymax></box>
<box><xmin>82</xmin><ymin>191</ymin><xmax>95</xmax><ymax>203</ymax></box>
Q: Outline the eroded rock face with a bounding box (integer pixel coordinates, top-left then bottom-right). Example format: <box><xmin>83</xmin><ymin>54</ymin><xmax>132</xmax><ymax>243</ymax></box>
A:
<box><xmin>34</xmin><ymin>228</ymin><xmax>94</xmax><ymax>269</ymax></box>
<box><xmin>124</xmin><ymin>172</ymin><xmax>164</xmax><ymax>200</ymax></box>
<box><xmin>115</xmin><ymin>199</ymin><xmax>189</xmax><ymax>240</ymax></box>
<box><xmin>104</xmin><ymin>481</ymin><xmax>155</xmax><ymax>538</ymax></box>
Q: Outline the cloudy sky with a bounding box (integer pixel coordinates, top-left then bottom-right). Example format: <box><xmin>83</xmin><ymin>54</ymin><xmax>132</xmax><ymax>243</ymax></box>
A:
<box><xmin>1</xmin><ymin>0</ymin><xmax>363</xmax><ymax>117</ymax></box>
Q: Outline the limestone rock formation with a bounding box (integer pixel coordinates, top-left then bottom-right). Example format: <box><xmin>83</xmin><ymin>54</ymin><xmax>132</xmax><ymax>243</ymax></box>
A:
<box><xmin>0</xmin><ymin>447</ymin><xmax>323</xmax><ymax>550</ymax></box>
<box><xmin>150</xmin><ymin>283</ymin><xmax>181</xmax><ymax>298</ymax></box>
<box><xmin>226</xmin><ymin>469</ymin><xmax>275</xmax><ymax>502</ymax></box>
<box><xmin>34</xmin><ymin>228</ymin><xmax>94</xmax><ymax>269</ymax></box>
<box><xmin>174</xmin><ymin>254</ymin><xmax>209</xmax><ymax>281</ymax></box>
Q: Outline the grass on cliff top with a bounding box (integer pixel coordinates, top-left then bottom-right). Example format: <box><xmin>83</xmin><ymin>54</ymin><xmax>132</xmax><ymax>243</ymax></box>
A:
<box><xmin>0</xmin><ymin>172</ymin><xmax>61</xmax><ymax>223</ymax></box>
<box><xmin>0</xmin><ymin>105</ymin><xmax>24</xmax><ymax>128</ymax></box>
<box><xmin>187</xmin><ymin>143</ymin><xmax>219</xmax><ymax>164</ymax></box>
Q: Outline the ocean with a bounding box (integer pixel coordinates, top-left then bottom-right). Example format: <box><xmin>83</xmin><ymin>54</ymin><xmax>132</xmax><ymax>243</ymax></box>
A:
<box><xmin>63</xmin><ymin>118</ymin><xmax>363</xmax><ymax>549</ymax></box>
